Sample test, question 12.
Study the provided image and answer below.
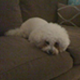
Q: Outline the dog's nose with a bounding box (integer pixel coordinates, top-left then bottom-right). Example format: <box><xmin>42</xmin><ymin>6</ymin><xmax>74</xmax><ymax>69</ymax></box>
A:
<box><xmin>48</xmin><ymin>50</ymin><xmax>53</xmax><ymax>55</ymax></box>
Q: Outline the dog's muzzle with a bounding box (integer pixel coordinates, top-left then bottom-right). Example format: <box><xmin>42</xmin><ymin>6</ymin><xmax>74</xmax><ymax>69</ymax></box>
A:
<box><xmin>47</xmin><ymin>50</ymin><xmax>53</xmax><ymax>55</ymax></box>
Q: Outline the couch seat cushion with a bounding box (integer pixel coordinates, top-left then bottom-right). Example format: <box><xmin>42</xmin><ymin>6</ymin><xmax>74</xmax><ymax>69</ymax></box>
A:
<box><xmin>51</xmin><ymin>65</ymin><xmax>80</xmax><ymax>80</ymax></box>
<box><xmin>0</xmin><ymin>36</ymin><xmax>73</xmax><ymax>80</ymax></box>
<box><xmin>63</xmin><ymin>25</ymin><xmax>80</xmax><ymax>65</ymax></box>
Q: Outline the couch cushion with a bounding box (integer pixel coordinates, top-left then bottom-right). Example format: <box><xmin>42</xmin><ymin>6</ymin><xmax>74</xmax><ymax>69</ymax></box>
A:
<box><xmin>51</xmin><ymin>65</ymin><xmax>80</xmax><ymax>80</ymax></box>
<box><xmin>62</xmin><ymin>25</ymin><xmax>80</xmax><ymax>65</ymax></box>
<box><xmin>20</xmin><ymin>0</ymin><xmax>68</xmax><ymax>22</ymax></box>
<box><xmin>0</xmin><ymin>36</ymin><xmax>72</xmax><ymax>80</ymax></box>
<box><xmin>0</xmin><ymin>0</ymin><xmax>22</xmax><ymax>36</ymax></box>
<box><xmin>58</xmin><ymin>3</ymin><xmax>80</xmax><ymax>27</ymax></box>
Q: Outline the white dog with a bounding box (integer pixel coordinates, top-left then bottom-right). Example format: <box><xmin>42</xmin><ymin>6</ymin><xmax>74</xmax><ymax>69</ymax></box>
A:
<box><xmin>5</xmin><ymin>17</ymin><xmax>70</xmax><ymax>55</ymax></box>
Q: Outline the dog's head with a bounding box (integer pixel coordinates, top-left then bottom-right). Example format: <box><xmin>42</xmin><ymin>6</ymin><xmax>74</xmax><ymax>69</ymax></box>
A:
<box><xmin>39</xmin><ymin>41</ymin><xmax>59</xmax><ymax>55</ymax></box>
<box><xmin>29</xmin><ymin>23</ymin><xmax>70</xmax><ymax>55</ymax></box>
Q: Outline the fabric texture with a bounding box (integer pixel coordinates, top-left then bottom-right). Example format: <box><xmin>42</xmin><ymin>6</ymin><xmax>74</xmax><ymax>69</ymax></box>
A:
<box><xmin>0</xmin><ymin>0</ymin><xmax>22</xmax><ymax>36</ymax></box>
<box><xmin>0</xmin><ymin>36</ymin><xmax>73</xmax><ymax>80</ymax></box>
<box><xmin>51</xmin><ymin>65</ymin><xmax>80</xmax><ymax>80</ymax></box>
<box><xmin>57</xmin><ymin>3</ymin><xmax>80</xmax><ymax>27</ymax></box>
<box><xmin>68</xmin><ymin>0</ymin><xmax>80</xmax><ymax>5</ymax></box>
<box><xmin>20</xmin><ymin>0</ymin><xmax>68</xmax><ymax>22</ymax></box>
<box><xmin>62</xmin><ymin>25</ymin><xmax>80</xmax><ymax>65</ymax></box>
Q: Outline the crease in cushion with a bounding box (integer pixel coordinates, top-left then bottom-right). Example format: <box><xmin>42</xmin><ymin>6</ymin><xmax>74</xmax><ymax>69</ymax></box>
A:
<box><xmin>20</xmin><ymin>0</ymin><xmax>68</xmax><ymax>22</ymax></box>
<box><xmin>0</xmin><ymin>36</ymin><xmax>73</xmax><ymax>80</ymax></box>
<box><xmin>0</xmin><ymin>0</ymin><xmax>22</xmax><ymax>36</ymax></box>
<box><xmin>62</xmin><ymin>25</ymin><xmax>80</xmax><ymax>65</ymax></box>
<box><xmin>57</xmin><ymin>3</ymin><xmax>80</xmax><ymax>27</ymax></box>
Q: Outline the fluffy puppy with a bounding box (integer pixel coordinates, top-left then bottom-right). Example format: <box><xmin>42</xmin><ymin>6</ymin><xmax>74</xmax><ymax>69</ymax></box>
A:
<box><xmin>5</xmin><ymin>17</ymin><xmax>48</xmax><ymax>38</ymax></box>
<box><xmin>5</xmin><ymin>17</ymin><xmax>70</xmax><ymax>55</ymax></box>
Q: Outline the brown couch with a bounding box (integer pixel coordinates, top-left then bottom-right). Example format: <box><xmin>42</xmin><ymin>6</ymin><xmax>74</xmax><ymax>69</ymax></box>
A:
<box><xmin>0</xmin><ymin>0</ymin><xmax>80</xmax><ymax>80</ymax></box>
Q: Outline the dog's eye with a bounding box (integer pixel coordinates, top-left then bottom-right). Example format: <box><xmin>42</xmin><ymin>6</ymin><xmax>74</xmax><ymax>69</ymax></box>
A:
<box><xmin>45</xmin><ymin>41</ymin><xmax>50</xmax><ymax>45</ymax></box>
<box><xmin>54</xmin><ymin>42</ymin><xmax>59</xmax><ymax>47</ymax></box>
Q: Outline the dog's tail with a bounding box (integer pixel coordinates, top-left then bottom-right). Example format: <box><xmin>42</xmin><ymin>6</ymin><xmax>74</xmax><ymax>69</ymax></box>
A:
<box><xmin>5</xmin><ymin>28</ymin><xmax>23</xmax><ymax>37</ymax></box>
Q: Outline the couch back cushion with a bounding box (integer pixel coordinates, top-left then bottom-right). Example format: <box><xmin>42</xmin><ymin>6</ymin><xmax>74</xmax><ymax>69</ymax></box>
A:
<box><xmin>57</xmin><ymin>3</ymin><xmax>80</xmax><ymax>27</ymax></box>
<box><xmin>20</xmin><ymin>0</ymin><xmax>68</xmax><ymax>22</ymax></box>
<box><xmin>0</xmin><ymin>0</ymin><xmax>22</xmax><ymax>36</ymax></box>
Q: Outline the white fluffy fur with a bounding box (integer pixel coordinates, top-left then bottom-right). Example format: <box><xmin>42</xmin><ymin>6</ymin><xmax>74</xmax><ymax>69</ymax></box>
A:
<box><xmin>5</xmin><ymin>17</ymin><xmax>48</xmax><ymax>38</ymax></box>
<box><xmin>5</xmin><ymin>17</ymin><xmax>70</xmax><ymax>55</ymax></box>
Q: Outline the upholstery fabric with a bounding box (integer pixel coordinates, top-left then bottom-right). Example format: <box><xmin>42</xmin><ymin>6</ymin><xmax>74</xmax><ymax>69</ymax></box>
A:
<box><xmin>51</xmin><ymin>65</ymin><xmax>80</xmax><ymax>80</ymax></box>
<box><xmin>0</xmin><ymin>36</ymin><xmax>73</xmax><ymax>80</ymax></box>
<box><xmin>57</xmin><ymin>3</ymin><xmax>80</xmax><ymax>27</ymax></box>
<box><xmin>68</xmin><ymin>0</ymin><xmax>80</xmax><ymax>5</ymax></box>
<box><xmin>20</xmin><ymin>0</ymin><xmax>68</xmax><ymax>22</ymax></box>
<box><xmin>0</xmin><ymin>0</ymin><xmax>22</xmax><ymax>36</ymax></box>
<box><xmin>62</xmin><ymin>25</ymin><xmax>80</xmax><ymax>65</ymax></box>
